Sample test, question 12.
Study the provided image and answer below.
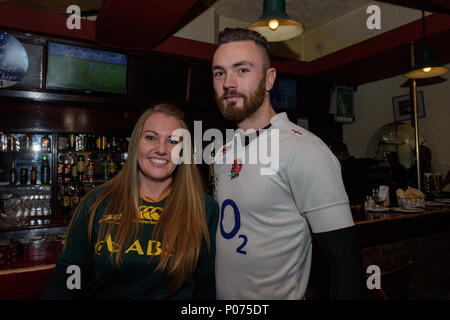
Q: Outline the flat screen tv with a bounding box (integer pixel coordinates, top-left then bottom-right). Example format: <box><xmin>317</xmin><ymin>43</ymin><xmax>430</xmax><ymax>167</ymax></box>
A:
<box><xmin>46</xmin><ymin>42</ymin><xmax>127</xmax><ymax>94</ymax></box>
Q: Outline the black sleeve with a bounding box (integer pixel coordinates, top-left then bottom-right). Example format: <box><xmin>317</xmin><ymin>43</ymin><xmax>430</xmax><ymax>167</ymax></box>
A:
<box><xmin>313</xmin><ymin>225</ymin><xmax>365</xmax><ymax>299</ymax></box>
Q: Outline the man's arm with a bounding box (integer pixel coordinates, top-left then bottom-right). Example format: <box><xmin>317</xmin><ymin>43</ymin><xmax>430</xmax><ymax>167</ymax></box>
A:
<box><xmin>313</xmin><ymin>225</ymin><xmax>365</xmax><ymax>299</ymax></box>
<box><xmin>284</xmin><ymin>138</ymin><xmax>365</xmax><ymax>299</ymax></box>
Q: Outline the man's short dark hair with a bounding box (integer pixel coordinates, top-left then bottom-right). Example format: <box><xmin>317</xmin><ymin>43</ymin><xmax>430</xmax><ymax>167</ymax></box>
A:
<box><xmin>217</xmin><ymin>27</ymin><xmax>271</xmax><ymax>70</ymax></box>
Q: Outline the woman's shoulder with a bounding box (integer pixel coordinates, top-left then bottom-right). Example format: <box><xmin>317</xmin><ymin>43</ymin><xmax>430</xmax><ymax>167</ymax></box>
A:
<box><xmin>204</xmin><ymin>193</ymin><xmax>218</xmax><ymax>208</ymax></box>
<box><xmin>203</xmin><ymin>194</ymin><xmax>219</xmax><ymax>215</ymax></box>
<box><xmin>83</xmin><ymin>186</ymin><xmax>109</xmax><ymax>205</ymax></box>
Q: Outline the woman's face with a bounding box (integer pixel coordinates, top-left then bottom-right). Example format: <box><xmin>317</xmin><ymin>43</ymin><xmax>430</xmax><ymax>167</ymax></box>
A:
<box><xmin>137</xmin><ymin>112</ymin><xmax>183</xmax><ymax>183</ymax></box>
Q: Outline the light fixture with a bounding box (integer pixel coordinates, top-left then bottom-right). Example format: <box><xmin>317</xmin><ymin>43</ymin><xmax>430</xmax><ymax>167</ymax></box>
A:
<box><xmin>248</xmin><ymin>0</ymin><xmax>304</xmax><ymax>42</ymax></box>
<box><xmin>404</xmin><ymin>9</ymin><xmax>449</xmax><ymax>79</ymax></box>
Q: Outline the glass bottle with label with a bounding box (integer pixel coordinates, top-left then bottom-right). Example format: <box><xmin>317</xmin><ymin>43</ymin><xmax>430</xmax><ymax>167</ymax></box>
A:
<box><xmin>41</xmin><ymin>156</ymin><xmax>50</xmax><ymax>184</ymax></box>
<box><xmin>7</xmin><ymin>134</ymin><xmax>17</xmax><ymax>152</ymax></box>
<box><xmin>64</xmin><ymin>159</ymin><xmax>71</xmax><ymax>184</ymax></box>
<box><xmin>62</xmin><ymin>184</ymin><xmax>71</xmax><ymax>212</ymax></box>
<box><xmin>108</xmin><ymin>156</ymin><xmax>117</xmax><ymax>178</ymax></box>
<box><xmin>71</xmin><ymin>157</ymin><xmax>78</xmax><ymax>183</ymax></box>
<box><xmin>30</xmin><ymin>161</ymin><xmax>38</xmax><ymax>184</ymax></box>
<box><xmin>10</xmin><ymin>161</ymin><xmax>17</xmax><ymax>184</ymax></box>
<box><xmin>20</xmin><ymin>168</ymin><xmax>28</xmax><ymax>185</ymax></box>
<box><xmin>20</xmin><ymin>134</ymin><xmax>32</xmax><ymax>152</ymax></box>
<box><xmin>86</xmin><ymin>156</ymin><xmax>94</xmax><ymax>182</ymax></box>
<box><xmin>77</xmin><ymin>154</ymin><xmax>85</xmax><ymax>181</ymax></box>
<box><xmin>57</xmin><ymin>135</ymin><xmax>67</xmax><ymax>151</ymax></box>
<box><xmin>57</xmin><ymin>158</ymin><xmax>64</xmax><ymax>184</ymax></box>
<box><xmin>41</xmin><ymin>134</ymin><xmax>51</xmax><ymax>151</ymax></box>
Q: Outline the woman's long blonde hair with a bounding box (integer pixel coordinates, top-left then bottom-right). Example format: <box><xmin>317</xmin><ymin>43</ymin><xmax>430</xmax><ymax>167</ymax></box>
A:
<box><xmin>67</xmin><ymin>104</ymin><xmax>209</xmax><ymax>292</ymax></box>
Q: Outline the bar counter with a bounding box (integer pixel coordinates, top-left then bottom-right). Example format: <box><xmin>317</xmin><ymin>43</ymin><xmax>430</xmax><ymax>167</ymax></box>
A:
<box><xmin>353</xmin><ymin>205</ymin><xmax>450</xmax><ymax>248</ymax></box>
<box><xmin>1</xmin><ymin>206</ymin><xmax>450</xmax><ymax>299</ymax></box>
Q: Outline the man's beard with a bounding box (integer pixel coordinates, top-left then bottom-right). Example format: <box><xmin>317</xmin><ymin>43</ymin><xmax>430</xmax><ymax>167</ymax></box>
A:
<box><xmin>215</xmin><ymin>77</ymin><xmax>267</xmax><ymax>123</ymax></box>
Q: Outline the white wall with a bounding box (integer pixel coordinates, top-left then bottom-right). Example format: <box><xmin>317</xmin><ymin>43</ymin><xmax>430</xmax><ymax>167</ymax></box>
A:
<box><xmin>343</xmin><ymin>66</ymin><xmax>450</xmax><ymax>190</ymax></box>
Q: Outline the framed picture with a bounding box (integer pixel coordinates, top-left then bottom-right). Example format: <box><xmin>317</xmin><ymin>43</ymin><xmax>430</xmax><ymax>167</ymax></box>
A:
<box><xmin>333</xmin><ymin>86</ymin><xmax>354</xmax><ymax>123</ymax></box>
<box><xmin>392</xmin><ymin>91</ymin><xmax>425</xmax><ymax>122</ymax></box>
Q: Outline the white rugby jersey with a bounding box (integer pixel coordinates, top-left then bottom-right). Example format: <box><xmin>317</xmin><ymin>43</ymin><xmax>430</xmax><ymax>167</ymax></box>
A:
<box><xmin>214</xmin><ymin>112</ymin><xmax>354</xmax><ymax>300</ymax></box>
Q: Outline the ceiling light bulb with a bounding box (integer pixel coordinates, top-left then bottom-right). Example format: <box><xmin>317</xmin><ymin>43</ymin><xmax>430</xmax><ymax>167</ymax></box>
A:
<box><xmin>269</xmin><ymin>19</ymin><xmax>279</xmax><ymax>30</ymax></box>
<box><xmin>422</xmin><ymin>67</ymin><xmax>432</xmax><ymax>72</ymax></box>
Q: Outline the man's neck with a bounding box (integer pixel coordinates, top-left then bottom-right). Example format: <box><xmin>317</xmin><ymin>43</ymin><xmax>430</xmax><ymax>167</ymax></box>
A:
<box><xmin>237</xmin><ymin>99</ymin><xmax>276</xmax><ymax>131</ymax></box>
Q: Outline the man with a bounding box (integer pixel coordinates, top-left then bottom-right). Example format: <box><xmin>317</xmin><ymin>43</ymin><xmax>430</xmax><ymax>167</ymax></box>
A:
<box><xmin>331</xmin><ymin>142</ymin><xmax>378</xmax><ymax>204</ymax></box>
<box><xmin>211</xmin><ymin>28</ymin><xmax>364</xmax><ymax>300</ymax></box>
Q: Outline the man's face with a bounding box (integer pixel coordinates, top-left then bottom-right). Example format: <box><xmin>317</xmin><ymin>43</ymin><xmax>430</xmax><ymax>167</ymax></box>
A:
<box><xmin>212</xmin><ymin>40</ymin><xmax>269</xmax><ymax>123</ymax></box>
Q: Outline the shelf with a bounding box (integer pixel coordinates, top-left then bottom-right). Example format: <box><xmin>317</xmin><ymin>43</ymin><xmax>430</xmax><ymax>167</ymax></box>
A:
<box><xmin>0</xmin><ymin>183</ymin><xmax>52</xmax><ymax>189</ymax></box>
<box><xmin>378</xmin><ymin>141</ymin><xmax>404</xmax><ymax>145</ymax></box>
<box><xmin>0</xmin><ymin>150</ymin><xmax>52</xmax><ymax>154</ymax></box>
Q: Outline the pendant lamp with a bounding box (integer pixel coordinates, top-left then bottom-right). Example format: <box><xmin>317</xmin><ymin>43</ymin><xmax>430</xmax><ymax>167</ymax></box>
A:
<box><xmin>247</xmin><ymin>0</ymin><xmax>304</xmax><ymax>42</ymax></box>
<box><xmin>404</xmin><ymin>9</ymin><xmax>449</xmax><ymax>79</ymax></box>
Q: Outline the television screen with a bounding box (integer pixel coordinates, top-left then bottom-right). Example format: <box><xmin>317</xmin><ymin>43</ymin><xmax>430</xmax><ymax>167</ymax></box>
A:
<box><xmin>46</xmin><ymin>42</ymin><xmax>127</xmax><ymax>94</ymax></box>
<box><xmin>270</xmin><ymin>77</ymin><xmax>297</xmax><ymax>109</ymax></box>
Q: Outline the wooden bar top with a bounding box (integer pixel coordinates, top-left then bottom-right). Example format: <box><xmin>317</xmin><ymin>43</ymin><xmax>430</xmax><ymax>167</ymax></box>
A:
<box><xmin>354</xmin><ymin>205</ymin><xmax>450</xmax><ymax>224</ymax></box>
<box><xmin>352</xmin><ymin>205</ymin><xmax>450</xmax><ymax>248</ymax></box>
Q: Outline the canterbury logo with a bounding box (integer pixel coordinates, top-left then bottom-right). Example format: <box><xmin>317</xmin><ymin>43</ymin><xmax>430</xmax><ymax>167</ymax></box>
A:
<box><xmin>138</xmin><ymin>205</ymin><xmax>162</xmax><ymax>224</ymax></box>
<box><xmin>99</xmin><ymin>206</ymin><xmax>162</xmax><ymax>225</ymax></box>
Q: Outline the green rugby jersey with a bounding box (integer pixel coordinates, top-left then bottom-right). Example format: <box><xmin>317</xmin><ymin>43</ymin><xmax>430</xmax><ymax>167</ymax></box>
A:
<box><xmin>42</xmin><ymin>187</ymin><xmax>219</xmax><ymax>300</ymax></box>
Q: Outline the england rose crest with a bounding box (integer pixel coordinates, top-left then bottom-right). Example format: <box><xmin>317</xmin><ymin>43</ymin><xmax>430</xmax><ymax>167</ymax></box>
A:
<box><xmin>229</xmin><ymin>159</ymin><xmax>242</xmax><ymax>179</ymax></box>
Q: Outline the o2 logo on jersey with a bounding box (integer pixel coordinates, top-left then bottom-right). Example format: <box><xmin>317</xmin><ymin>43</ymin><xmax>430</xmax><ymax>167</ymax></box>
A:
<box><xmin>220</xmin><ymin>199</ymin><xmax>248</xmax><ymax>255</ymax></box>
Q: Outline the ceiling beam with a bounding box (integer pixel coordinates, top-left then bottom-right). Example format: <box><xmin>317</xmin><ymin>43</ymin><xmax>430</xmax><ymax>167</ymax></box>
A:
<box><xmin>95</xmin><ymin>0</ymin><xmax>199</xmax><ymax>50</ymax></box>
<box><xmin>0</xmin><ymin>3</ymin><xmax>96</xmax><ymax>41</ymax></box>
<box><xmin>376</xmin><ymin>0</ymin><xmax>450</xmax><ymax>14</ymax></box>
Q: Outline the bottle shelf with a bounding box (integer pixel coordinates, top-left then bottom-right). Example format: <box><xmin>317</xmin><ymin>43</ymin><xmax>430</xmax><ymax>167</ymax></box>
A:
<box><xmin>1</xmin><ymin>131</ymin><xmax>129</xmax><ymax>231</ymax></box>
<box><xmin>0</xmin><ymin>151</ymin><xmax>53</xmax><ymax>154</ymax></box>
<box><xmin>0</xmin><ymin>183</ymin><xmax>52</xmax><ymax>188</ymax></box>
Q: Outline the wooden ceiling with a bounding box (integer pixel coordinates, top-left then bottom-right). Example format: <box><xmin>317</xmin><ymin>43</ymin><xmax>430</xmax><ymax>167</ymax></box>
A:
<box><xmin>0</xmin><ymin>0</ymin><xmax>449</xmax><ymax>86</ymax></box>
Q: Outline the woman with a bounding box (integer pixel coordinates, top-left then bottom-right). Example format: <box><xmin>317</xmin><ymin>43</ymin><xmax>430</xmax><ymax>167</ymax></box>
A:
<box><xmin>43</xmin><ymin>104</ymin><xmax>218</xmax><ymax>299</ymax></box>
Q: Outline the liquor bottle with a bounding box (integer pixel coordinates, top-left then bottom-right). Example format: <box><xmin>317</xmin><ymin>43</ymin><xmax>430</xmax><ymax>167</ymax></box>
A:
<box><xmin>71</xmin><ymin>183</ymin><xmax>80</xmax><ymax>208</ymax></box>
<box><xmin>101</xmin><ymin>136</ymin><xmax>108</xmax><ymax>151</ymax></box>
<box><xmin>103</xmin><ymin>156</ymin><xmax>109</xmax><ymax>180</ymax></box>
<box><xmin>20</xmin><ymin>134</ymin><xmax>32</xmax><ymax>152</ymax></box>
<box><xmin>71</xmin><ymin>157</ymin><xmax>79</xmax><ymax>183</ymax></box>
<box><xmin>7</xmin><ymin>134</ymin><xmax>16</xmax><ymax>152</ymax></box>
<box><xmin>107</xmin><ymin>155</ymin><xmax>117</xmax><ymax>178</ymax></box>
<box><xmin>57</xmin><ymin>159</ymin><xmax>63</xmax><ymax>184</ymax></box>
<box><xmin>9</xmin><ymin>162</ymin><xmax>17</xmax><ymax>185</ymax></box>
<box><xmin>57</xmin><ymin>135</ymin><xmax>67</xmax><ymax>151</ymax></box>
<box><xmin>82</xmin><ymin>134</ymin><xmax>87</xmax><ymax>152</ymax></box>
<box><xmin>62</xmin><ymin>184</ymin><xmax>71</xmax><ymax>212</ymax></box>
<box><xmin>41</xmin><ymin>134</ymin><xmax>51</xmax><ymax>151</ymax></box>
<box><xmin>30</xmin><ymin>161</ymin><xmax>38</xmax><ymax>184</ymax></box>
<box><xmin>111</xmin><ymin>137</ymin><xmax>118</xmax><ymax>152</ymax></box>
<box><xmin>77</xmin><ymin>154</ymin><xmax>85</xmax><ymax>181</ymax></box>
<box><xmin>86</xmin><ymin>156</ymin><xmax>94</xmax><ymax>182</ymax></box>
<box><xmin>64</xmin><ymin>159</ymin><xmax>71</xmax><ymax>184</ymax></box>
<box><xmin>68</xmin><ymin>134</ymin><xmax>75</xmax><ymax>151</ymax></box>
<box><xmin>96</xmin><ymin>135</ymin><xmax>102</xmax><ymax>150</ymax></box>
<box><xmin>91</xmin><ymin>134</ymin><xmax>97</xmax><ymax>151</ymax></box>
<box><xmin>41</xmin><ymin>156</ymin><xmax>50</xmax><ymax>184</ymax></box>
<box><xmin>19</xmin><ymin>168</ymin><xmax>28</xmax><ymax>185</ymax></box>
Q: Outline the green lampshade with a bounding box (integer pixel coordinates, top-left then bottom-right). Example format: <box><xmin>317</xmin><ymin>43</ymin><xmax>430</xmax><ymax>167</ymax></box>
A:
<box><xmin>405</xmin><ymin>46</ymin><xmax>449</xmax><ymax>79</ymax></box>
<box><xmin>248</xmin><ymin>0</ymin><xmax>304</xmax><ymax>42</ymax></box>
